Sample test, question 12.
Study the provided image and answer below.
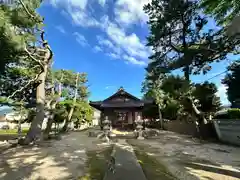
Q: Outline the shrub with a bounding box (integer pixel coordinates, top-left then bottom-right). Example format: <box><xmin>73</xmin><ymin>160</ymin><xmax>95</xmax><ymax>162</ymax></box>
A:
<box><xmin>227</xmin><ymin>108</ymin><xmax>240</xmax><ymax>119</ymax></box>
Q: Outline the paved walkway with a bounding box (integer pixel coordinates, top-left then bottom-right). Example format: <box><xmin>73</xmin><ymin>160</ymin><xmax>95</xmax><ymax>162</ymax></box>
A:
<box><xmin>104</xmin><ymin>139</ymin><xmax>147</xmax><ymax>180</ymax></box>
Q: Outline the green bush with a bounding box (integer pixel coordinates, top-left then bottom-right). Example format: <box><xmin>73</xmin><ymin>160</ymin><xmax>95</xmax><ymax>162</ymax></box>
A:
<box><xmin>227</xmin><ymin>108</ymin><xmax>240</xmax><ymax>119</ymax></box>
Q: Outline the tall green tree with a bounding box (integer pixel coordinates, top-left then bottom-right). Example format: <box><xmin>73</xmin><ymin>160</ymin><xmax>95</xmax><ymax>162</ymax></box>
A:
<box><xmin>0</xmin><ymin>1</ymin><xmax>37</xmax><ymax>74</ymax></box>
<box><xmin>144</xmin><ymin>0</ymin><xmax>237</xmax><ymax>79</ymax></box>
<box><xmin>43</xmin><ymin>69</ymin><xmax>65</xmax><ymax>139</ymax></box>
<box><xmin>192</xmin><ymin>81</ymin><xmax>221</xmax><ymax>116</ymax></box>
<box><xmin>222</xmin><ymin>60</ymin><xmax>240</xmax><ymax>106</ymax></box>
<box><xmin>201</xmin><ymin>0</ymin><xmax>240</xmax><ymax>25</ymax></box>
<box><xmin>143</xmin><ymin>0</ymin><xmax>239</xmax><ymax>130</ymax></box>
<box><xmin>61</xmin><ymin>72</ymin><xmax>89</xmax><ymax>132</ymax></box>
<box><xmin>0</xmin><ymin>0</ymin><xmax>54</xmax><ymax>144</ymax></box>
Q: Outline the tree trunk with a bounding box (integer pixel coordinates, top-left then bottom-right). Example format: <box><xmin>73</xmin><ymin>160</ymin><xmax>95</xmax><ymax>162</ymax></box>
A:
<box><xmin>183</xmin><ymin>68</ymin><xmax>207</xmax><ymax>139</ymax></box>
<box><xmin>158</xmin><ymin>105</ymin><xmax>163</xmax><ymax>129</ymax></box>
<box><xmin>21</xmin><ymin>64</ymin><xmax>48</xmax><ymax>145</ymax></box>
<box><xmin>189</xmin><ymin>97</ymin><xmax>208</xmax><ymax>124</ymax></box>
<box><xmin>43</xmin><ymin>102</ymin><xmax>57</xmax><ymax>139</ymax></box>
<box><xmin>62</xmin><ymin>107</ymin><xmax>74</xmax><ymax>132</ymax></box>
<box><xmin>61</xmin><ymin>73</ymin><xmax>79</xmax><ymax>132</ymax></box>
<box><xmin>43</xmin><ymin>73</ymin><xmax>63</xmax><ymax>139</ymax></box>
<box><xmin>18</xmin><ymin>106</ymin><xmax>23</xmax><ymax>140</ymax></box>
<box><xmin>43</xmin><ymin>114</ymin><xmax>54</xmax><ymax>139</ymax></box>
<box><xmin>18</xmin><ymin>119</ymin><xmax>22</xmax><ymax>140</ymax></box>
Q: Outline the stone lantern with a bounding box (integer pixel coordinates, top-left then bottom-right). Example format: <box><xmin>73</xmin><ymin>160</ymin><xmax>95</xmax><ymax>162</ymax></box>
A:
<box><xmin>102</xmin><ymin>116</ymin><xmax>111</xmax><ymax>141</ymax></box>
<box><xmin>135</xmin><ymin>115</ymin><xmax>144</xmax><ymax>139</ymax></box>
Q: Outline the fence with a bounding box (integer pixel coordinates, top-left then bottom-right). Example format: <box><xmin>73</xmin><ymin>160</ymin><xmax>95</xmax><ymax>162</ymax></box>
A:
<box><xmin>213</xmin><ymin>119</ymin><xmax>240</xmax><ymax>146</ymax></box>
<box><xmin>163</xmin><ymin>120</ymin><xmax>218</xmax><ymax>139</ymax></box>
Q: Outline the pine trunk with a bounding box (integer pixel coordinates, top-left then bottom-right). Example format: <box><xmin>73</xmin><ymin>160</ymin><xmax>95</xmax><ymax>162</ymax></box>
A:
<box><xmin>61</xmin><ymin>73</ymin><xmax>79</xmax><ymax>132</ymax></box>
<box><xmin>62</xmin><ymin>107</ymin><xmax>74</xmax><ymax>132</ymax></box>
<box><xmin>158</xmin><ymin>105</ymin><xmax>163</xmax><ymax>129</ymax></box>
<box><xmin>43</xmin><ymin>73</ymin><xmax>63</xmax><ymax>139</ymax></box>
<box><xmin>22</xmin><ymin>64</ymin><xmax>48</xmax><ymax>144</ymax></box>
<box><xmin>43</xmin><ymin>114</ymin><xmax>54</xmax><ymax>139</ymax></box>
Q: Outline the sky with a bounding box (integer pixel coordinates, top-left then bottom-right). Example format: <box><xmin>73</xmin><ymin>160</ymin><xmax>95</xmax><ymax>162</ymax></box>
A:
<box><xmin>35</xmin><ymin>0</ymin><xmax>237</xmax><ymax>105</ymax></box>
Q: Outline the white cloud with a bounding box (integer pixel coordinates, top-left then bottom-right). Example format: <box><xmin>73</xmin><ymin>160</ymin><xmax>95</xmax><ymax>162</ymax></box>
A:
<box><xmin>70</xmin><ymin>11</ymin><xmax>100</xmax><ymax>27</ymax></box>
<box><xmin>49</xmin><ymin>0</ymin><xmax>99</xmax><ymax>28</ymax></box>
<box><xmin>98</xmin><ymin>0</ymin><xmax>107</xmax><ymax>7</ymax></box>
<box><xmin>48</xmin><ymin>0</ymin><xmax>88</xmax><ymax>10</ymax></box>
<box><xmin>114</xmin><ymin>0</ymin><xmax>151</xmax><ymax>26</ymax></box>
<box><xmin>93</xmin><ymin>46</ymin><xmax>103</xmax><ymax>53</ymax></box>
<box><xmin>107</xmin><ymin>52</ymin><xmax>120</xmax><ymax>59</ymax></box>
<box><xmin>97</xmin><ymin>35</ymin><xmax>114</xmax><ymax>49</ymax></box>
<box><xmin>55</xmin><ymin>25</ymin><xmax>66</xmax><ymax>34</ymax></box>
<box><xmin>105</xmin><ymin>20</ymin><xmax>150</xmax><ymax>59</ymax></box>
<box><xmin>73</xmin><ymin>32</ymin><xmax>88</xmax><ymax>47</ymax></box>
<box><xmin>123</xmin><ymin>55</ymin><xmax>146</xmax><ymax>66</ymax></box>
<box><xmin>48</xmin><ymin>0</ymin><xmax>150</xmax><ymax>66</ymax></box>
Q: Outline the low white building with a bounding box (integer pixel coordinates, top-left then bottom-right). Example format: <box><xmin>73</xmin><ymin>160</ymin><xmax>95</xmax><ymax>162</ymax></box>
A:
<box><xmin>92</xmin><ymin>108</ymin><xmax>101</xmax><ymax>126</ymax></box>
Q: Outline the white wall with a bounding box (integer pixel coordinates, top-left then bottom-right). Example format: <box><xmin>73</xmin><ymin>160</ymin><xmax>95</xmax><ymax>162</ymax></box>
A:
<box><xmin>92</xmin><ymin>109</ymin><xmax>101</xmax><ymax>126</ymax></box>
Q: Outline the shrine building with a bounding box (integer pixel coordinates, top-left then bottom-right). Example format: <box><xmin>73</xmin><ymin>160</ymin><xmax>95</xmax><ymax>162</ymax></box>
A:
<box><xmin>89</xmin><ymin>87</ymin><xmax>153</xmax><ymax>129</ymax></box>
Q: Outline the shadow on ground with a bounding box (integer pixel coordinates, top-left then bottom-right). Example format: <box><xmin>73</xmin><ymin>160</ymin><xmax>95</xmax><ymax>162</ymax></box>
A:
<box><xmin>127</xmin><ymin>130</ymin><xmax>240</xmax><ymax>180</ymax></box>
<box><xmin>0</xmin><ymin>130</ymin><xmax>111</xmax><ymax>180</ymax></box>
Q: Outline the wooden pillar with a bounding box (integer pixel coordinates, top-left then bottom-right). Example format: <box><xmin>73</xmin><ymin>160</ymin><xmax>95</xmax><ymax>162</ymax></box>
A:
<box><xmin>134</xmin><ymin>112</ymin><xmax>138</xmax><ymax>122</ymax></box>
<box><xmin>128</xmin><ymin>112</ymin><xmax>133</xmax><ymax>124</ymax></box>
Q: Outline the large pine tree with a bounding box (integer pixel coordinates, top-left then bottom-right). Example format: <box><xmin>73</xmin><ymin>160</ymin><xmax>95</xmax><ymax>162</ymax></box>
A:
<box><xmin>143</xmin><ymin>0</ymin><xmax>239</xmax><ymax>136</ymax></box>
<box><xmin>144</xmin><ymin>0</ymin><xmax>237</xmax><ymax>80</ymax></box>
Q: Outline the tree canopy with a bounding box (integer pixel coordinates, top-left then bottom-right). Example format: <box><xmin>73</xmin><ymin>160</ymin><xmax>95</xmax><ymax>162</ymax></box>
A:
<box><xmin>200</xmin><ymin>0</ymin><xmax>240</xmax><ymax>25</ymax></box>
<box><xmin>144</xmin><ymin>0</ymin><xmax>238</xmax><ymax>82</ymax></box>
<box><xmin>222</xmin><ymin>60</ymin><xmax>240</xmax><ymax>107</ymax></box>
<box><xmin>0</xmin><ymin>0</ymin><xmax>94</xmax><ymax>144</ymax></box>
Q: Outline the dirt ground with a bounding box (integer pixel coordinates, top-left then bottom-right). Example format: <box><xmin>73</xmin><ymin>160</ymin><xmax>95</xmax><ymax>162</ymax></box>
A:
<box><xmin>0</xmin><ymin>130</ymin><xmax>110</xmax><ymax>180</ymax></box>
<box><xmin>128</xmin><ymin>130</ymin><xmax>240</xmax><ymax>180</ymax></box>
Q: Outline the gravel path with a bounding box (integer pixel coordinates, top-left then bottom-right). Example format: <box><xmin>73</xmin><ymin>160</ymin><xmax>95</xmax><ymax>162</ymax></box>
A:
<box><xmin>0</xmin><ymin>130</ymin><xmax>108</xmax><ymax>180</ymax></box>
<box><xmin>129</xmin><ymin>130</ymin><xmax>240</xmax><ymax>180</ymax></box>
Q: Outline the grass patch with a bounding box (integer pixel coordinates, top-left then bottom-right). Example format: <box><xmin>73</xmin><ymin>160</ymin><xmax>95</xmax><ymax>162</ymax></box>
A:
<box><xmin>134</xmin><ymin>147</ymin><xmax>178</xmax><ymax>180</ymax></box>
<box><xmin>0</xmin><ymin>128</ymin><xmax>29</xmax><ymax>135</ymax></box>
<box><xmin>79</xmin><ymin>145</ymin><xmax>113</xmax><ymax>180</ymax></box>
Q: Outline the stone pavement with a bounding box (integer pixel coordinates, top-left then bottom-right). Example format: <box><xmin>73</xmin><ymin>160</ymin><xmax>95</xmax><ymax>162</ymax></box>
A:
<box><xmin>104</xmin><ymin>139</ymin><xmax>147</xmax><ymax>180</ymax></box>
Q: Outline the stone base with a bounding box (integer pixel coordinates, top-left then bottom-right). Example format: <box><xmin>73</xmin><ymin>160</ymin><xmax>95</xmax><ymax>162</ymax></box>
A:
<box><xmin>137</xmin><ymin>136</ymin><xmax>145</xmax><ymax>140</ymax></box>
<box><xmin>109</xmin><ymin>133</ymin><xmax>116</xmax><ymax>138</ymax></box>
<box><xmin>88</xmin><ymin>131</ymin><xmax>97</xmax><ymax>137</ymax></box>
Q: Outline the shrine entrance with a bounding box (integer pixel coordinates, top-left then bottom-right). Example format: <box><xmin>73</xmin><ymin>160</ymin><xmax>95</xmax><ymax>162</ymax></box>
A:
<box><xmin>114</xmin><ymin>111</ymin><xmax>132</xmax><ymax>129</ymax></box>
<box><xmin>90</xmin><ymin>87</ymin><xmax>153</xmax><ymax>130</ymax></box>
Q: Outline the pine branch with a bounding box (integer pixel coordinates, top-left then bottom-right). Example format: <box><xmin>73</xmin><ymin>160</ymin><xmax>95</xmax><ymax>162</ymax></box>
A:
<box><xmin>25</xmin><ymin>47</ymin><xmax>44</xmax><ymax>68</ymax></box>
<box><xmin>7</xmin><ymin>71</ymin><xmax>43</xmax><ymax>100</ymax></box>
<box><xmin>7</xmin><ymin>0</ymin><xmax>54</xmax><ymax>101</ymax></box>
<box><xmin>19</xmin><ymin>0</ymin><xmax>42</xmax><ymax>23</ymax></box>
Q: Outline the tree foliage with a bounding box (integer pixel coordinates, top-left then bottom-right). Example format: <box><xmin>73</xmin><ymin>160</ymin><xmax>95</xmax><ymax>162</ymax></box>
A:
<box><xmin>142</xmin><ymin>0</ymin><xmax>239</xmax><ymax>132</ymax></box>
<box><xmin>144</xmin><ymin>0</ymin><xmax>238</xmax><ymax>80</ymax></box>
<box><xmin>0</xmin><ymin>1</ymin><xmax>93</xmax><ymax>143</ymax></box>
<box><xmin>143</xmin><ymin>72</ymin><xmax>221</xmax><ymax>121</ymax></box>
<box><xmin>222</xmin><ymin>60</ymin><xmax>240</xmax><ymax>106</ymax></box>
<box><xmin>192</xmin><ymin>81</ymin><xmax>221</xmax><ymax>114</ymax></box>
<box><xmin>200</xmin><ymin>0</ymin><xmax>240</xmax><ymax>25</ymax></box>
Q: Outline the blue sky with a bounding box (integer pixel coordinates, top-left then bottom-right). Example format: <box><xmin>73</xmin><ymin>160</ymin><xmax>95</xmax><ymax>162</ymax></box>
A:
<box><xmin>37</xmin><ymin>0</ymin><xmax>237</xmax><ymax>105</ymax></box>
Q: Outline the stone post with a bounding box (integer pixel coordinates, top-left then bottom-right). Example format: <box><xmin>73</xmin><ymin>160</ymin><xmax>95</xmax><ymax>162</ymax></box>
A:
<box><xmin>102</xmin><ymin>116</ymin><xmax>111</xmax><ymax>142</ymax></box>
<box><xmin>136</xmin><ymin>115</ymin><xmax>144</xmax><ymax>139</ymax></box>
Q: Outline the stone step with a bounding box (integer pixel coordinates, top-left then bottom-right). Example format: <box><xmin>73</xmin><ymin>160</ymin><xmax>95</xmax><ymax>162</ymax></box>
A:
<box><xmin>104</xmin><ymin>139</ymin><xmax>147</xmax><ymax>180</ymax></box>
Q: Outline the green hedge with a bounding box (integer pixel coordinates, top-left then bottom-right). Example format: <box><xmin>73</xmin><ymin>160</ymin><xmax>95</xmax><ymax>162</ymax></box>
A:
<box><xmin>227</xmin><ymin>108</ymin><xmax>240</xmax><ymax>119</ymax></box>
